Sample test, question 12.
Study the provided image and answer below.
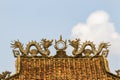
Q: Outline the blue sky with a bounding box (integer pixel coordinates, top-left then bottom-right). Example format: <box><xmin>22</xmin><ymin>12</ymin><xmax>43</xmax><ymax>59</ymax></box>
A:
<box><xmin>0</xmin><ymin>0</ymin><xmax>120</xmax><ymax>74</ymax></box>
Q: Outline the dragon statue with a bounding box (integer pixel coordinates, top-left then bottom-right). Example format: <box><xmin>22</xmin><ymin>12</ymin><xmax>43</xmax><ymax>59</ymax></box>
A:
<box><xmin>0</xmin><ymin>71</ymin><xmax>11</xmax><ymax>80</ymax></box>
<box><xmin>11</xmin><ymin>39</ymin><xmax>53</xmax><ymax>57</ymax></box>
<box><xmin>69</xmin><ymin>39</ymin><xmax>110</xmax><ymax>57</ymax></box>
<box><xmin>68</xmin><ymin>39</ymin><xmax>80</xmax><ymax>55</ymax></box>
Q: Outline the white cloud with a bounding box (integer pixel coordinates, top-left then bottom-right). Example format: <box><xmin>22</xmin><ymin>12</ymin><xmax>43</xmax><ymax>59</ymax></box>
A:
<box><xmin>71</xmin><ymin>10</ymin><xmax>120</xmax><ymax>55</ymax></box>
<box><xmin>87</xmin><ymin>11</ymin><xmax>110</xmax><ymax>25</ymax></box>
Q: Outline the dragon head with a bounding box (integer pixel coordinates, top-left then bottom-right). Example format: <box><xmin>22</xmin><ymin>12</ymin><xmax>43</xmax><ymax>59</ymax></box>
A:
<box><xmin>4</xmin><ymin>71</ymin><xmax>11</xmax><ymax>75</ymax></box>
<box><xmin>100</xmin><ymin>42</ymin><xmax>111</xmax><ymax>49</ymax></box>
<box><xmin>1</xmin><ymin>71</ymin><xmax>11</xmax><ymax>77</ymax></box>
<box><xmin>69</xmin><ymin>38</ymin><xmax>80</xmax><ymax>49</ymax></box>
<box><xmin>41</xmin><ymin>39</ymin><xmax>53</xmax><ymax>48</ymax></box>
<box><xmin>11</xmin><ymin>40</ymin><xmax>21</xmax><ymax>49</ymax></box>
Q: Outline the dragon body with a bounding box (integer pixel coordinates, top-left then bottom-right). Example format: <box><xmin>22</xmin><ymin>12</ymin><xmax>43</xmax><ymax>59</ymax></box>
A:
<box><xmin>78</xmin><ymin>41</ymin><xmax>96</xmax><ymax>55</ymax></box>
<box><xmin>11</xmin><ymin>39</ymin><xmax>53</xmax><ymax>56</ymax></box>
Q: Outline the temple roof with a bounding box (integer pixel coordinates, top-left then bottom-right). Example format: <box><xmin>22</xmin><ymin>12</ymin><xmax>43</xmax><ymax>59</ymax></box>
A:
<box><xmin>5</xmin><ymin>56</ymin><xmax>120</xmax><ymax>80</ymax></box>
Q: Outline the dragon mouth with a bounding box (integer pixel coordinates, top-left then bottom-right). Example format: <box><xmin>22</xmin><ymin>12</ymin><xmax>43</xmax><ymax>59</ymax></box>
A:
<box><xmin>10</xmin><ymin>43</ymin><xmax>16</xmax><ymax>49</ymax></box>
<box><xmin>106</xmin><ymin>42</ymin><xmax>111</xmax><ymax>47</ymax></box>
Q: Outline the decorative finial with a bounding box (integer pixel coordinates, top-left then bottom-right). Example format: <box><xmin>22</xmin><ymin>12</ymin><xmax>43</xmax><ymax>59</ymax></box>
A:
<box><xmin>54</xmin><ymin>35</ymin><xmax>67</xmax><ymax>51</ymax></box>
<box><xmin>60</xmin><ymin>35</ymin><xmax>62</xmax><ymax>41</ymax></box>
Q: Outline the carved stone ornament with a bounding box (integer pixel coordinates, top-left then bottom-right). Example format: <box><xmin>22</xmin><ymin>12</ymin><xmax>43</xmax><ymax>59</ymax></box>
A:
<box><xmin>0</xmin><ymin>71</ymin><xmax>11</xmax><ymax>80</ymax></box>
<box><xmin>11</xmin><ymin>39</ymin><xmax>53</xmax><ymax>57</ymax></box>
<box><xmin>11</xmin><ymin>36</ymin><xmax>110</xmax><ymax>58</ymax></box>
<box><xmin>54</xmin><ymin>35</ymin><xmax>67</xmax><ymax>51</ymax></box>
<box><xmin>69</xmin><ymin>40</ymin><xmax>110</xmax><ymax>57</ymax></box>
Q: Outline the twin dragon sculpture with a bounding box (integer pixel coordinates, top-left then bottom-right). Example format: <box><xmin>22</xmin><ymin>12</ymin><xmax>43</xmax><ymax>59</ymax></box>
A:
<box><xmin>11</xmin><ymin>39</ymin><xmax>53</xmax><ymax>57</ymax></box>
<box><xmin>11</xmin><ymin>36</ymin><xmax>110</xmax><ymax>58</ymax></box>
